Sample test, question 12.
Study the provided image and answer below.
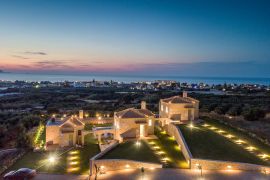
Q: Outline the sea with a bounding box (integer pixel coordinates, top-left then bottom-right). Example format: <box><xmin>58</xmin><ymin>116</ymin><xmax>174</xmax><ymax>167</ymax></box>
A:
<box><xmin>0</xmin><ymin>73</ymin><xmax>269</xmax><ymax>85</ymax></box>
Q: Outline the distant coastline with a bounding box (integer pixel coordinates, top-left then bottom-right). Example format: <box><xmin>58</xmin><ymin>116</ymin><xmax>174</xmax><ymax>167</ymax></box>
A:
<box><xmin>0</xmin><ymin>72</ymin><xmax>269</xmax><ymax>85</ymax></box>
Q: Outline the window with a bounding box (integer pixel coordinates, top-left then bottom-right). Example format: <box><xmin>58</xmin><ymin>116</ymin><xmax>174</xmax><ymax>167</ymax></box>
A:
<box><xmin>166</xmin><ymin>106</ymin><xmax>168</xmax><ymax>113</ymax></box>
<box><xmin>161</xmin><ymin>105</ymin><xmax>164</xmax><ymax>111</ymax></box>
<box><xmin>148</xmin><ymin>119</ymin><xmax>152</xmax><ymax>126</ymax></box>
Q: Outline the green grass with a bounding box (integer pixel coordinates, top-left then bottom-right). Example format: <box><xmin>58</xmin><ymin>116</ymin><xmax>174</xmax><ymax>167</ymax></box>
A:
<box><xmin>152</xmin><ymin>128</ymin><xmax>188</xmax><ymax>168</ymax></box>
<box><xmin>8</xmin><ymin>133</ymin><xmax>100</xmax><ymax>174</ymax></box>
<box><xmin>100</xmin><ymin>140</ymin><xmax>160</xmax><ymax>164</ymax></box>
<box><xmin>178</xmin><ymin>124</ymin><xmax>269</xmax><ymax>166</ymax></box>
<box><xmin>202</xmin><ymin>117</ymin><xmax>270</xmax><ymax>156</ymax></box>
<box><xmin>79</xmin><ymin>133</ymin><xmax>100</xmax><ymax>174</ymax></box>
<box><xmin>8</xmin><ymin>149</ymin><xmax>69</xmax><ymax>174</ymax></box>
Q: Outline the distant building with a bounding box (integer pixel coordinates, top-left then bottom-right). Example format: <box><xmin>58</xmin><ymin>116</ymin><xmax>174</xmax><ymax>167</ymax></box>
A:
<box><xmin>159</xmin><ymin>92</ymin><xmax>199</xmax><ymax>125</ymax></box>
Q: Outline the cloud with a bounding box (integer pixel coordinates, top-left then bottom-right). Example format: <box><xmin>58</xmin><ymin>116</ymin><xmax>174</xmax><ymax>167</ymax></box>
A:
<box><xmin>12</xmin><ymin>55</ymin><xmax>29</xmax><ymax>59</ymax></box>
<box><xmin>24</xmin><ymin>51</ymin><xmax>47</xmax><ymax>55</ymax></box>
<box><xmin>34</xmin><ymin>60</ymin><xmax>72</xmax><ymax>69</ymax></box>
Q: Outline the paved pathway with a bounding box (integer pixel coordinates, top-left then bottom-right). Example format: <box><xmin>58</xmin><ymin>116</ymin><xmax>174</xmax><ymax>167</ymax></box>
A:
<box><xmin>34</xmin><ymin>168</ymin><xmax>269</xmax><ymax>180</ymax></box>
<box><xmin>92</xmin><ymin>168</ymin><xmax>269</xmax><ymax>180</ymax></box>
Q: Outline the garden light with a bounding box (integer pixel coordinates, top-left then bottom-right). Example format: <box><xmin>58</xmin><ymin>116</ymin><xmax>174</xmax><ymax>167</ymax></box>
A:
<box><xmin>48</xmin><ymin>156</ymin><xmax>56</xmax><ymax>164</ymax></box>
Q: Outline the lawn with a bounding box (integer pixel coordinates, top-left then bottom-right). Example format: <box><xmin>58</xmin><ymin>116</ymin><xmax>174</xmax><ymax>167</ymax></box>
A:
<box><xmin>8</xmin><ymin>133</ymin><xmax>100</xmax><ymax>174</ymax></box>
<box><xmin>202</xmin><ymin>116</ymin><xmax>270</xmax><ymax>157</ymax></box>
<box><xmin>100</xmin><ymin>140</ymin><xmax>161</xmax><ymax>164</ymax></box>
<box><xmin>151</xmin><ymin>128</ymin><xmax>188</xmax><ymax>168</ymax></box>
<box><xmin>178</xmin><ymin>124</ymin><xmax>269</xmax><ymax>166</ymax></box>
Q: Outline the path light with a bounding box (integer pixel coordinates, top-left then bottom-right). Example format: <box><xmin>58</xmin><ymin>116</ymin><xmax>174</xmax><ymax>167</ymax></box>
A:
<box><xmin>156</xmin><ymin>151</ymin><xmax>165</xmax><ymax>155</ymax></box>
<box><xmin>258</xmin><ymin>154</ymin><xmax>269</xmax><ymax>159</ymax></box>
<box><xmin>210</xmin><ymin>126</ymin><xmax>217</xmax><ymax>130</ymax></box>
<box><xmin>246</xmin><ymin>146</ymin><xmax>256</xmax><ymax>152</ymax></box>
<box><xmin>153</xmin><ymin>146</ymin><xmax>160</xmax><ymax>150</ymax></box>
<box><xmin>48</xmin><ymin>156</ymin><xmax>56</xmax><ymax>164</ymax></box>
<box><xmin>217</xmin><ymin>130</ymin><xmax>225</xmax><ymax>133</ymax></box>
<box><xmin>188</xmin><ymin>123</ymin><xmax>194</xmax><ymax>129</ymax></box>
<box><xmin>136</xmin><ymin>141</ymin><xmax>141</xmax><ymax>146</ymax></box>
<box><xmin>70</xmin><ymin>161</ymin><xmax>79</xmax><ymax>165</ymax></box>
<box><xmin>235</xmin><ymin>139</ymin><xmax>245</xmax><ymax>144</ymax></box>
<box><xmin>226</xmin><ymin>134</ymin><xmax>234</xmax><ymax>139</ymax></box>
<box><xmin>196</xmin><ymin>163</ymin><xmax>203</xmax><ymax>177</ymax></box>
<box><xmin>149</xmin><ymin>141</ymin><xmax>155</xmax><ymax>145</ymax></box>
<box><xmin>202</xmin><ymin>124</ymin><xmax>209</xmax><ymax>127</ymax></box>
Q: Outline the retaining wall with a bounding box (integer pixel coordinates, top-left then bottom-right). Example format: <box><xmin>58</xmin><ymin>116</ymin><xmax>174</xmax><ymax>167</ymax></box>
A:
<box><xmin>89</xmin><ymin>140</ymin><xmax>119</xmax><ymax>176</ymax></box>
<box><xmin>93</xmin><ymin>159</ymin><xmax>162</xmax><ymax>174</ymax></box>
<box><xmin>191</xmin><ymin>158</ymin><xmax>270</xmax><ymax>172</ymax></box>
<box><xmin>165</xmin><ymin>123</ymin><xmax>193</xmax><ymax>165</ymax></box>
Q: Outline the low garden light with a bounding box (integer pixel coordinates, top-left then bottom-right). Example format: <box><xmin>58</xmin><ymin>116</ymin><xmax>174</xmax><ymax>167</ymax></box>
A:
<box><xmin>136</xmin><ymin>141</ymin><xmax>141</xmax><ymax>146</ymax></box>
<box><xmin>226</xmin><ymin>134</ymin><xmax>234</xmax><ymax>139</ymax></box>
<box><xmin>218</xmin><ymin>130</ymin><xmax>225</xmax><ymax>133</ymax></box>
<box><xmin>48</xmin><ymin>156</ymin><xmax>56</xmax><ymax>164</ymax></box>
<box><xmin>246</xmin><ymin>146</ymin><xmax>256</xmax><ymax>152</ymax></box>
<box><xmin>188</xmin><ymin>123</ymin><xmax>194</xmax><ymax>129</ymax></box>
<box><xmin>235</xmin><ymin>139</ymin><xmax>245</xmax><ymax>144</ymax></box>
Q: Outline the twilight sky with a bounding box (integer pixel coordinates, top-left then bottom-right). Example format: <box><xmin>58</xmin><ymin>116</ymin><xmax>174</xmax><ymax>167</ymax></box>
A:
<box><xmin>0</xmin><ymin>0</ymin><xmax>270</xmax><ymax>77</ymax></box>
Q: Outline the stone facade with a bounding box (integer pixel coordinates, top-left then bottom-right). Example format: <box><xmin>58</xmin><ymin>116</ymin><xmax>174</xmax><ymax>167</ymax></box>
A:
<box><xmin>92</xmin><ymin>159</ymin><xmax>162</xmax><ymax>174</ymax></box>
<box><xmin>159</xmin><ymin>92</ymin><xmax>199</xmax><ymax>124</ymax></box>
<box><xmin>191</xmin><ymin>158</ymin><xmax>270</xmax><ymax>172</ymax></box>
<box><xmin>114</xmin><ymin>102</ymin><xmax>155</xmax><ymax>141</ymax></box>
<box><xmin>165</xmin><ymin>123</ymin><xmax>192</xmax><ymax>165</ymax></box>
<box><xmin>45</xmin><ymin>116</ymin><xmax>85</xmax><ymax>149</ymax></box>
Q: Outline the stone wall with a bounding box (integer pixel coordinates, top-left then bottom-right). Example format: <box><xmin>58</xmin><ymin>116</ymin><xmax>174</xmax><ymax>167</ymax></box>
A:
<box><xmin>165</xmin><ymin>123</ymin><xmax>193</xmax><ymax>165</ymax></box>
<box><xmin>92</xmin><ymin>159</ymin><xmax>162</xmax><ymax>174</ymax></box>
<box><xmin>90</xmin><ymin>140</ymin><xmax>119</xmax><ymax>176</ymax></box>
<box><xmin>191</xmin><ymin>158</ymin><xmax>270</xmax><ymax>172</ymax></box>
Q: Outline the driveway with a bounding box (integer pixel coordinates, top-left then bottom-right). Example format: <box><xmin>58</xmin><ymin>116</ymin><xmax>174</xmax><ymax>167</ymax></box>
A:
<box><xmin>34</xmin><ymin>174</ymin><xmax>88</xmax><ymax>180</ymax></box>
<box><xmin>33</xmin><ymin>169</ymin><xmax>269</xmax><ymax>180</ymax></box>
<box><xmin>90</xmin><ymin>168</ymin><xmax>269</xmax><ymax>180</ymax></box>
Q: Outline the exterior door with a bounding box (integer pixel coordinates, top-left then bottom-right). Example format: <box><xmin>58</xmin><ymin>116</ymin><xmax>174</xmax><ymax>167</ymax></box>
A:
<box><xmin>69</xmin><ymin>134</ymin><xmax>73</xmax><ymax>146</ymax></box>
<box><xmin>188</xmin><ymin>109</ymin><xmax>193</xmax><ymax>121</ymax></box>
<box><xmin>140</xmin><ymin>124</ymin><xmax>145</xmax><ymax>137</ymax></box>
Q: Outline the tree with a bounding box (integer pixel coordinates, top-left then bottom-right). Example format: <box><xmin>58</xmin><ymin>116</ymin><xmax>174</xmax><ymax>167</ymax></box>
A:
<box><xmin>243</xmin><ymin>108</ymin><xmax>265</xmax><ymax>121</ymax></box>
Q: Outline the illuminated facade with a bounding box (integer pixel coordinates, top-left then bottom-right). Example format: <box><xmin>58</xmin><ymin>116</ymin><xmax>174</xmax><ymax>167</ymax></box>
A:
<box><xmin>159</xmin><ymin>92</ymin><xmax>199</xmax><ymax>124</ymax></box>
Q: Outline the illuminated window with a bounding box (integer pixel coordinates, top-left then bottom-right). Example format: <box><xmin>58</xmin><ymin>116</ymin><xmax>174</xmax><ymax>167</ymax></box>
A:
<box><xmin>148</xmin><ymin>119</ymin><xmax>152</xmax><ymax>126</ymax></box>
<box><xmin>166</xmin><ymin>107</ymin><xmax>168</xmax><ymax>113</ymax></box>
<box><xmin>161</xmin><ymin>105</ymin><xmax>164</xmax><ymax>111</ymax></box>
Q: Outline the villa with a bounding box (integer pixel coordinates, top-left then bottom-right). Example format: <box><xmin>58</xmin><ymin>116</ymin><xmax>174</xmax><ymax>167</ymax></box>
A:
<box><xmin>114</xmin><ymin>101</ymin><xmax>155</xmax><ymax>141</ymax></box>
<box><xmin>159</xmin><ymin>92</ymin><xmax>199</xmax><ymax>125</ymax></box>
<box><xmin>45</xmin><ymin>115</ymin><xmax>85</xmax><ymax>149</ymax></box>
